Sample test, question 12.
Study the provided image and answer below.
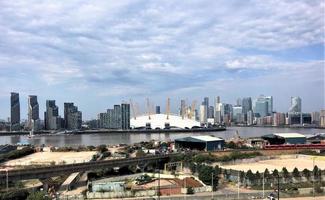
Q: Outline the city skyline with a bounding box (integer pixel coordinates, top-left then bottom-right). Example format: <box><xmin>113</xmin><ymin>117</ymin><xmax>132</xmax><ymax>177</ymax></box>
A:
<box><xmin>0</xmin><ymin>0</ymin><xmax>324</xmax><ymax>119</ymax></box>
<box><xmin>1</xmin><ymin>92</ymin><xmax>323</xmax><ymax>121</ymax></box>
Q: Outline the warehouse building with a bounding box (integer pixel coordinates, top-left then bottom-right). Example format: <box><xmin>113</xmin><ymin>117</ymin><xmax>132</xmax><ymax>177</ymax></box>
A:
<box><xmin>262</xmin><ymin>133</ymin><xmax>306</xmax><ymax>145</ymax></box>
<box><xmin>175</xmin><ymin>135</ymin><xmax>224</xmax><ymax>151</ymax></box>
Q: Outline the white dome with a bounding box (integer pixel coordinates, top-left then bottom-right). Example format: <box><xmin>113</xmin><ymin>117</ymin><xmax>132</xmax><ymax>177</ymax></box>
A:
<box><xmin>130</xmin><ymin>113</ymin><xmax>200</xmax><ymax>129</ymax></box>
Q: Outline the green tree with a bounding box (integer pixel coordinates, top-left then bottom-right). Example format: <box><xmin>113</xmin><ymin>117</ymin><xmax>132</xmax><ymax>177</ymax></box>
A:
<box><xmin>245</xmin><ymin>170</ymin><xmax>255</xmax><ymax>185</ymax></box>
<box><xmin>272</xmin><ymin>169</ymin><xmax>279</xmax><ymax>181</ymax></box>
<box><xmin>302</xmin><ymin>168</ymin><xmax>311</xmax><ymax>180</ymax></box>
<box><xmin>26</xmin><ymin>192</ymin><xmax>51</xmax><ymax>200</ymax></box>
<box><xmin>197</xmin><ymin>165</ymin><xmax>218</xmax><ymax>189</ymax></box>
<box><xmin>292</xmin><ymin>167</ymin><xmax>300</xmax><ymax>179</ymax></box>
<box><xmin>264</xmin><ymin>168</ymin><xmax>271</xmax><ymax>179</ymax></box>
<box><xmin>282</xmin><ymin>167</ymin><xmax>290</xmax><ymax>181</ymax></box>
<box><xmin>313</xmin><ymin>165</ymin><xmax>320</xmax><ymax>178</ymax></box>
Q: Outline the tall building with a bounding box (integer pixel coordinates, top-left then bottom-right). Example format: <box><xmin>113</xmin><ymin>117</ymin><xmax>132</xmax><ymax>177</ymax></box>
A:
<box><xmin>233</xmin><ymin>106</ymin><xmax>243</xmax><ymax>123</ymax></box>
<box><xmin>214</xmin><ymin>96</ymin><xmax>222</xmax><ymax>123</ymax></box>
<box><xmin>203</xmin><ymin>97</ymin><xmax>209</xmax><ymax>117</ymax></box>
<box><xmin>44</xmin><ymin>100</ymin><xmax>61</xmax><ymax>130</ymax></box>
<box><xmin>208</xmin><ymin>106</ymin><xmax>214</xmax><ymax>118</ymax></box>
<box><xmin>254</xmin><ymin>95</ymin><xmax>273</xmax><ymax>115</ymax></box>
<box><xmin>311</xmin><ymin>112</ymin><xmax>320</xmax><ymax>126</ymax></box>
<box><xmin>320</xmin><ymin>110</ymin><xmax>325</xmax><ymax>128</ymax></box>
<box><xmin>64</xmin><ymin>102</ymin><xmax>82</xmax><ymax>130</ymax></box>
<box><xmin>199</xmin><ymin>105</ymin><xmax>207</xmax><ymax>124</ymax></box>
<box><xmin>28</xmin><ymin>95</ymin><xmax>39</xmax><ymax>130</ymax></box>
<box><xmin>247</xmin><ymin>110</ymin><xmax>254</xmax><ymax>126</ymax></box>
<box><xmin>121</xmin><ymin>103</ymin><xmax>130</xmax><ymax>129</ymax></box>
<box><xmin>289</xmin><ymin>97</ymin><xmax>302</xmax><ymax>113</ymax></box>
<box><xmin>180</xmin><ymin>99</ymin><xmax>186</xmax><ymax>118</ymax></box>
<box><xmin>10</xmin><ymin>92</ymin><xmax>20</xmax><ymax>131</ymax></box>
<box><xmin>242</xmin><ymin>97</ymin><xmax>252</xmax><ymax>115</ymax></box>
<box><xmin>254</xmin><ymin>100</ymin><xmax>268</xmax><ymax>118</ymax></box>
<box><xmin>155</xmin><ymin>106</ymin><xmax>161</xmax><ymax>114</ymax></box>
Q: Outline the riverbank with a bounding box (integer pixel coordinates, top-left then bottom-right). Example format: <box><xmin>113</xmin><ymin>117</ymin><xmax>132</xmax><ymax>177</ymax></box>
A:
<box><xmin>0</xmin><ymin>127</ymin><xmax>226</xmax><ymax>136</ymax></box>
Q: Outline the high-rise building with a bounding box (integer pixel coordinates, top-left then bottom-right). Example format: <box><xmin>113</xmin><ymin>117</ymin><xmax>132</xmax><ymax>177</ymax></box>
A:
<box><xmin>28</xmin><ymin>95</ymin><xmax>39</xmax><ymax>130</ymax></box>
<box><xmin>311</xmin><ymin>112</ymin><xmax>320</xmax><ymax>126</ymax></box>
<box><xmin>254</xmin><ymin>100</ymin><xmax>268</xmax><ymax>118</ymax></box>
<box><xmin>320</xmin><ymin>110</ymin><xmax>325</xmax><ymax>128</ymax></box>
<box><xmin>44</xmin><ymin>100</ymin><xmax>61</xmax><ymax>130</ymax></box>
<box><xmin>289</xmin><ymin>97</ymin><xmax>302</xmax><ymax>113</ymax></box>
<box><xmin>242</xmin><ymin>97</ymin><xmax>252</xmax><ymax>115</ymax></box>
<box><xmin>180</xmin><ymin>99</ymin><xmax>186</xmax><ymax>118</ymax></box>
<box><xmin>10</xmin><ymin>92</ymin><xmax>20</xmax><ymax>131</ymax></box>
<box><xmin>233</xmin><ymin>106</ymin><xmax>243</xmax><ymax>123</ymax></box>
<box><xmin>247</xmin><ymin>110</ymin><xmax>254</xmax><ymax>126</ymax></box>
<box><xmin>121</xmin><ymin>103</ymin><xmax>130</xmax><ymax>129</ymax></box>
<box><xmin>214</xmin><ymin>96</ymin><xmax>223</xmax><ymax>124</ymax></box>
<box><xmin>199</xmin><ymin>105</ymin><xmax>207</xmax><ymax>124</ymax></box>
<box><xmin>254</xmin><ymin>95</ymin><xmax>273</xmax><ymax>115</ymax></box>
<box><xmin>64</xmin><ymin>103</ymin><xmax>82</xmax><ymax>130</ymax></box>
<box><xmin>208</xmin><ymin>106</ymin><xmax>214</xmax><ymax>119</ymax></box>
<box><xmin>155</xmin><ymin>106</ymin><xmax>161</xmax><ymax>114</ymax></box>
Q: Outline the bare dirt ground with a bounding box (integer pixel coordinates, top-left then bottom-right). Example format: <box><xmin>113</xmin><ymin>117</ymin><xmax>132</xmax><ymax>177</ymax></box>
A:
<box><xmin>4</xmin><ymin>151</ymin><xmax>96</xmax><ymax>166</ymax></box>
<box><xmin>219</xmin><ymin>154</ymin><xmax>325</xmax><ymax>173</ymax></box>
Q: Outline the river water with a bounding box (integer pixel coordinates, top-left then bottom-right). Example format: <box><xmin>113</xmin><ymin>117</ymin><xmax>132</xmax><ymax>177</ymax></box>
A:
<box><xmin>0</xmin><ymin>127</ymin><xmax>323</xmax><ymax>147</ymax></box>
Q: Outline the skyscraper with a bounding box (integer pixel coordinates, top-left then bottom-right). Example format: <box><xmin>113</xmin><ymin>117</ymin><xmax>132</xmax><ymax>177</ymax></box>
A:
<box><xmin>242</xmin><ymin>97</ymin><xmax>252</xmax><ymax>115</ymax></box>
<box><xmin>44</xmin><ymin>100</ymin><xmax>61</xmax><ymax>130</ymax></box>
<box><xmin>289</xmin><ymin>97</ymin><xmax>302</xmax><ymax>113</ymax></box>
<box><xmin>64</xmin><ymin>102</ymin><xmax>82</xmax><ymax>130</ymax></box>
<box><xmin>155</xmin><ymin>106</ymin><xmax>161</xmax><ymax>114</ymax></box>
<box><xmin>10</xmin><ymin>92</ymin><xmax>20</xmax><ymax>131</ymax></box>
<box><xmin>28</xmin><ymin>95</ymin><xmax>39</xmax><ymax>130</ymax></box>
<box><xmin>203</xmin><ymin>97</ymin><xmax>209</xmax><ymax>117</ymax></box>
<box><xmin>254</xmin><ymin>100</ymin><xmax>268</xmax><ymax>118</ymax></box>
<box><xmin>199</xmin><ymin>104</ymin><xmax>207</xmax><ymax>124</ymax></box>
<box><xmin>180</xmin><ymin>99</ymin><xmax>186</xmax><ymax>118</ymax></box>
<box><xmin>121</xmin><ymin>103</ymin><xmax>130</xmax><ymax>129</ymax></box>
<box><xmin>254</xmin><ymin>95</ymin><xmax>272</xmax><ymax>117</ymax></box>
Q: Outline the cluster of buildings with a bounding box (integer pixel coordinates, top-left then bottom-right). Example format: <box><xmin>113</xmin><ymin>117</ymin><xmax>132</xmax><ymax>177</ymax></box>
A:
<box><xmin>3</xmin><ymin>92</ymin><xmax>325</xmax><ymax>132</ymax></box>
<box><xmin>9</xmin><ymin>92</ymin><xmax>82</xmax><ymax>131</ymax></box>
<box><xmin>96</xmin><ymin>104</ymin><xmax>131</xmax><ymax>130</ymax></box>
<box><xmin>195</xmin><ymin>95</ymin><xmax>325</xmax><ymax>128</ymax></box>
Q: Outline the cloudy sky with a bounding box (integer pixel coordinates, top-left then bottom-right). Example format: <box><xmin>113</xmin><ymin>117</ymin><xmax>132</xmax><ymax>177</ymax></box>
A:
<box><xmin>0</xmin><ymin>0</ymin><xmax>324</xmax><ymax>120</ymax></box>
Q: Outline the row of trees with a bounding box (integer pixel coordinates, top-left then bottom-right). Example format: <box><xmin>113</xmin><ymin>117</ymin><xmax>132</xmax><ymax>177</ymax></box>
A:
<box><xmin>235</xmin><ymin>166</ymin><xmax>323</xmax><ymax>186</ymax></box>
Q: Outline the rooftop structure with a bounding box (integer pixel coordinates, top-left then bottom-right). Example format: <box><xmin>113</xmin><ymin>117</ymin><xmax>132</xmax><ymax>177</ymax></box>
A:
<box><xmin>175</xmin><ymin>135</ymin><xmax>224</xmax><ymax>151</ymax></box>
<box><xmin>262</xmin><ymin>133</ymin><xmax>306</xmax><ymax>145</ymax></box>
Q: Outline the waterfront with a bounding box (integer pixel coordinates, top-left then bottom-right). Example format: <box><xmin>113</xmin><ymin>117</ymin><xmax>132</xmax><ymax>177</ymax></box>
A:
<box><xmin>0</xmin><ymin>127</ymin><xmax>323</xmax><ymax>147</ymax></box>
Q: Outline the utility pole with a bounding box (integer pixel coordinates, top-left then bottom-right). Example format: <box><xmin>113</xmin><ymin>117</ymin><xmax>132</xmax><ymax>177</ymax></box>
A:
<box><xmin>211</xmin><ymin>172</ymin><xmax>214</xmax><ymax>200</ymax></box>
<box><xmin>262</xmin><ymin>172</ymin><xmax>265</xmax><ymax>198</ymax></box>
<box><xmin>313</xmin><ymin>157</ymin><xmax>315</xmax><ymax>200</ymax></box>
<box><xmin>277</xmin><ymin>174</ymin><xmax>280</xmax><ymax>200</ymax></box>
<box><xmin>184</xmin><ymin>177</ymin><xmax>187</xmax><ymax>200</ymax></box>
<box><xmin>238</xmin><ymin>171</ymin><xmax>240</xmax><ymax>200</ymax></box>
<box><xmin>6</xmin><ymin>169</ymin><xmax>8</xmax><ymax>192</ymax></box>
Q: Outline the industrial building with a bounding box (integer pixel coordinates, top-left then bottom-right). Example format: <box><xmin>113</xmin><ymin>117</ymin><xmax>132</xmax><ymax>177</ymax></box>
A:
<box><xmin>175</xmin><ymin>135</ymin><xmax>224</xmax><ymax>151</ymax></box>
<box><xmin>262</xmin><ymin>133</ymin><xmax>306</xmax><ymax>145</ymax></box>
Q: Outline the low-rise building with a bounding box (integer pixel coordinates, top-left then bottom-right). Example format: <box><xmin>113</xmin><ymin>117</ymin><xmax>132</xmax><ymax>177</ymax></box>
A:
<box><xmin>175</xmin><ymin>135</ymin><xmax>224</xmax><ymax>151</ymax></box>
<box><xmin>262</xmin><ymin>133</ymin><xmax>306</xmax><ymax>145</ymax></box>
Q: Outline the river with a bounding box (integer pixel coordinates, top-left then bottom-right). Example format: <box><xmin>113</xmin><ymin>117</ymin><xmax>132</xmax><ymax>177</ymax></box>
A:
<box><xmin>0</xmin><ymin>127</ymin><xmax>323</xmax><ymax>147</ymax></box>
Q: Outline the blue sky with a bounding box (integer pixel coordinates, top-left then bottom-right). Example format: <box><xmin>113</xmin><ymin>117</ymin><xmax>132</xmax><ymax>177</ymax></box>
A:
<box><xmin>0</xmin><ymin>0</ymin><xmax>324</xmax><ymax>120</ymax></box>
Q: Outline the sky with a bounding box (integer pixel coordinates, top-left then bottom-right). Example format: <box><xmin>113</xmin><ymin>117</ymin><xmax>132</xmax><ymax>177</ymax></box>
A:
<box><xmin>0</xmin><ymin>0</ymin><xmax>324</xmax><ymax>120</ymax></box>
